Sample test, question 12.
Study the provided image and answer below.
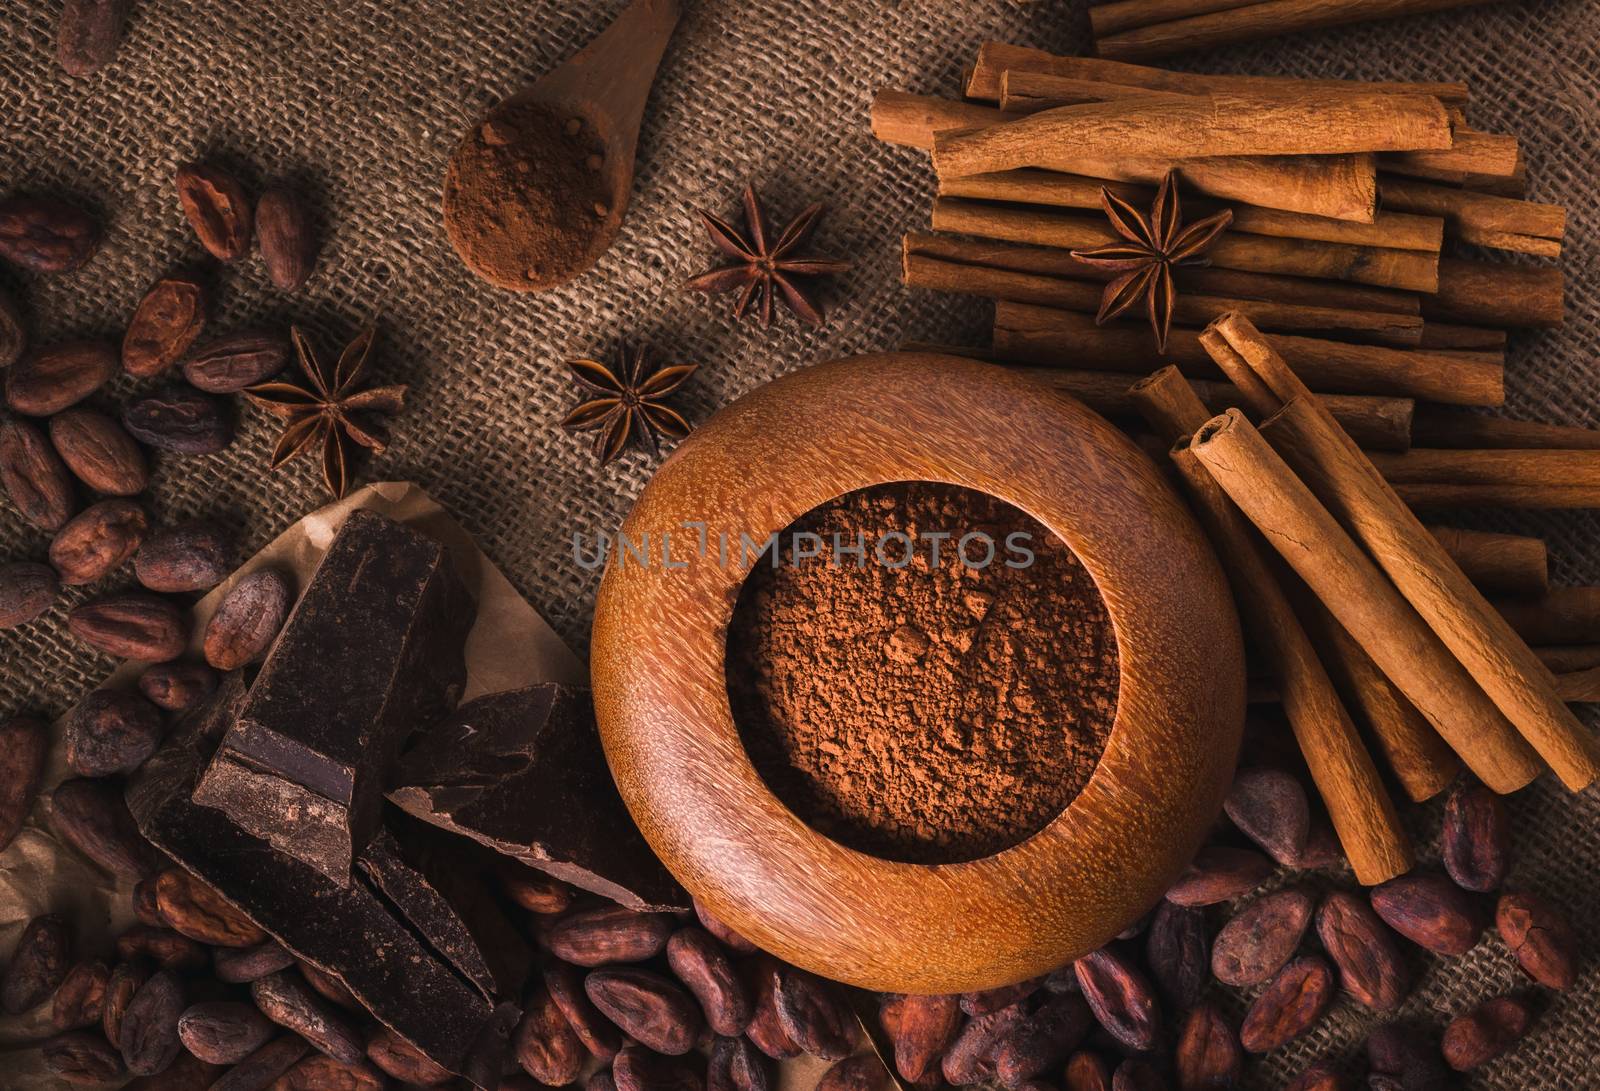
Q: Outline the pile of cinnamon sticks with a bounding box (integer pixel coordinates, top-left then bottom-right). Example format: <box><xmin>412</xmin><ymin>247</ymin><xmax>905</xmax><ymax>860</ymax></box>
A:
<box><xmin>876</xmin><ymin>47</ymin><xmax>1600</xmax><ymax>881</ymax></box>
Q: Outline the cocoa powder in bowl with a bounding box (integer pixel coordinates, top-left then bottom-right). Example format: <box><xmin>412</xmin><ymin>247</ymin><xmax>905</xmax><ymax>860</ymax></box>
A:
<box><xmin>725</xmin><ymin>481</ymin><xmax>1120</xmax><ymax>865</ymax></box>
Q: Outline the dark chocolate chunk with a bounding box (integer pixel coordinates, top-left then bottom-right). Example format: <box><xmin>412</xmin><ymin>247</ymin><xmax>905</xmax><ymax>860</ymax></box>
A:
<box><xmin>388</xmin><ymin>683</ymin><xmax>687</xmax><ymax>912</ymax></box>
<box><xmin>357</xmin><ymin>821</ymin><xmax>532</xmax><ymax>1001</ymax></box>
<box><xmin>127</xmin><ymin>689</ymin><xmax>510</xmax><ymax>1084</ymax></box>
<box><xmin>192</xmin><ymin>510</ymin><xmax>475</xmax><ymax>885</ymax></box>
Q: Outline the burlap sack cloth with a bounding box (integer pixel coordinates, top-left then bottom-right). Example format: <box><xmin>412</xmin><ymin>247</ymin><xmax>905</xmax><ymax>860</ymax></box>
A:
<box><xmin>1</xmin><ymin>0</ymin><xmax>1596</xmax><ymax>1086</ymax></box>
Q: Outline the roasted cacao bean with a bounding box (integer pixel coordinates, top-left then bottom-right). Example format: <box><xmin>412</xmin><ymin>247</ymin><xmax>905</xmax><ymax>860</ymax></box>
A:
<box><xmin>586</xmin><ymin>967</ymin><xmax>704</xmax><ymax>1056</ymax></box>
<box><xmin>514</xmin><ymin>980</ymin><xmax>586</xmax><ymax>1085</ymax></box>
<box><xmin>123</xmin><ymin>272</ymin><xmax>207</xmax><ymax>378</ymax></box>
<box><xmin>667</xmin><ymin>926</ymin><xmax>753</xmax><ymax>1037</ymax></box>
<box><xmin>1175</xmin><ymin>1003</ymin><xmax>1241</xmax><ymax>1091</ymax></box>
<box><xmin>138</xmin><ymin>660</ymin><xmax>219</xmax><ymax>711</ymax></box>
<box><xmin>214</xmin><ymin>942</ymin><xmax>296</xmax><ymax>985</ymax></box>
<box><xmin>50</xmin><ymin>499</ymin><xmax>149</xmax><ymax>585</ymax></box>
<box><xmin>122</xmin><ymin>387</ymin><xmax>233</xmax><ymax>454</ymax></box>
<box><xmin>744</xmin><ymin>955</ymin><xmax>803</xmax><ymax>1060</ymax></box>
<box><xmin>548</xmin><ymin>905</ymin><xmax>675</xmax><ymax>966</ymax></box>
<box><xmin>251</xmin><ymin>971</ymin><xmax>364</xmax><ymax>1064</ymax></box>
<box><xmin>1441</xmin><ymin>994</ymin><xmax>1533</xmax><ymax>1071</ymax></box>
<box><xmin>126</xmin><ymin>1050</ymin><xmax>224</xmax><ymax>1091</ymax></box>
<box><xmin>64</xmin><ymin>687</ymin><xmax>164</xmax><ymax>777</ymax></box>
<box><xmin>179</xmin><ymin>1000</ymin><xmax>275</xmax><ymax>1064</ymax></box>
<box><xmin>132</xmin><ymin>877</ymin><xmax>166</xmax><ymax>926</ymax></box>
<box><xmin>1145</xmin><ymin>900</ymin><xmax>1209</xmax><ymax>1009</ymax></box>
<box><xmin>1315</xmin><ymin>889</ymin><xmax>1408</xmax><ymax>1010</ymax></box>
<box><xmin>295</xmin><ymin>959</ymin><xmax>359</xmax><ymax>1009</ymax></box>
<box><xmin>154</xmin><ymin>866</ymin><xmax>267</xmax><ymax>947</ymax></box>
<box><xmin>1366</xmin><ymin>1020</ymin><xmax>1449</xmax><ymax>1091</ymax></box>
<box><xmin>1238</xmin><ymin>956</ymin><xmax>1335</xmax><ymax>1053</ymax></box>
<box><xmin>1224</xmin><ymin>766</ymin><xmax>1310</xmax><ymax>866</ymax></box>
<box><xmin>693</xmin><ymin>897</ymin><xmax>758</xmax><ymax>954</ymax></box>
<box><xmin>117</xmin><ymin>926</ymin><xmax>208</xmax><ymax>971</ymax></box>
<box><xmin>1282</xmin><ymin>1062</ymin><xmax>1345</xmax><ymax>1091</ymax></box>
<box><xmin>1110</xmin><ymin>1059</ymin><xmax>1163</xmax><ymax>1091</ymax></box>
<box><xmin>1495</xmin><ymin>890</ymin><xmax>1577</xmax><ymax>990</ymax></box>
<box><xmin>2</xmin><ymin>914</ymin><xmax>70</xmax><ymax>1013</ymax></box>
<box><xmin>120</xmin><ymin>969</ymin><xmax>185</xmax><ymax>1075</ymax></box>
<box><xmin>1211</xmin><ymin>887</ymin><xmax>1313</xmax><ymax>987</ymax></box>
<box><xmin>268</xmin><ymin>1054</ymin><xmax>385</xmax><ymax>1091</ymax></box>
<box><xmin>176</xmin><ymin>164</ymin><xmax>253</xmax><ymax>261</ymax></box>
<box><xmin>182</xmin><ymin>330</ymin><xmax>289</xmax><ymax>393</ymax></box>
<box><xmin>366</xmin><ymin>1024</ymin><xmax>454</xmax><ymax>1086</ymax></box>
<box><xmin>588</xmin><ymin>1067</ymin><xmax>619</xmax><ymax>1091</ymax></box>
<box><xmin>68</xmin><ymin>593</ymin><xmax>188</xmax><ymax>662</ymax></box>
<box><xmin>56</xmin><ymin>0</ymin><xmax>132</xmax><ymax>75</ymax></box>
<box><xmin>994</xmin><ymin>991</ymin><xmax>1093</xmax><ymax>1088</ymax></box>
<box><xmin>256</xmin><ymin>188</ymin><xmax>318</xmax><ymax>291</ymax></box>
<box><xmin>135</xmin><ymin>520</ymin><xmax>234</xmax><ymax>593</ymax></box>
<box><xmin>613</xmin><ymin>1045</ymin><xmax>704</xmax><ymax>1091</ymax></box>
<box><xmin>960</xmin><ymin>976</ymin><xmax>1044</xmax><ymax>1016</ymax></box>
<box><xmin>773</xmin><ymin>965</ymin><xmax>856</xmax><ymax>1061</ymax></box>
<box><xmin>203</xmin><ymin>568</ymin><xmax>292</xmax><ymax>669</ymax></box>
<box><xmin>209</xmin><ymin>1035</ymin><xmax>310</xmax><ymax>1091</ymax></box>
<box><xmin>5</xmin><ymin>340</ymin><xmax>117</xmax><ymax>416</ymax></box>
<box><xmin>0</xmin><ymin>197</ymin><xmax>101</xmax><ymax>274</ymax></box>
<box><xmin>0</xmin><ymin>560</ymin><xmax>58</xmax><ymax>627</ymax></box>
<box><xmin>0</xmin><ymin>713</ymin><xmax>48</xmax><ymax>851</ymax></box>
<box><xmin>1441</xmin><ymin>779</ymin><xmax>1510</xmax><ymax>893</ymax></box>
<box><xmin>816</xmin><ymin>1054</ymin><xmax>891</xmax><ymax>1091</ymax></box>
<box><xmin>0</xmin><ymin>414</ymin><xmax>77</xmax><ymax>530</ymax></box>
<box><xmin>1370</xmin><ymin>872</ymin><xmax>1485</xmax><ymax>957</ymax></box>
<box><xmin>50</xmin><ymin>777</ymin><xmax>161</xmax><ymax>879</ymax></box>
<box><xmin>50</xmin><ymin>405</ymin><xmax>149</xmax><ymax>495</ymax></box>
<box><xmin>0</xmin><ymin>287</ymin><xmax>24</xmax><ymax>369</ymax></box>
<box><xmin>880</xmin><ymin>992</ymin><xmax>960</xmax><ymax>1082</ymax></box>
<box><xmin>1064</xmin><ymin>1051</ymin><xmax>1112</xmax><ymax>1091</ymax></box>
<box><xmin>942</xmin><ymin>1002</ymin><xmax>1027</xmax><ymax>1086</ymax></box>
<box><xmin>52</xmin><ymin>959</ymin><xmax>110</xmax><ymax>1030</ymax></box>
<box><xmin>498</xmin><ymin>862</ymin><xmax>576</xmax><ymax>914</ymax></box>
<box><xmin>1073</xmin><ymin>948</ymin><xmax>1161</xmax><ymax>1054</ymax></box>
<box><xmin>1165</xmin><ymin>845</ymin><xmax>1275</xmax><ymax>907</ymax></box>
<box><xmin>544</xmin><ymin>960</ymin><xmax>623</xmax><ymax>1061</ymax></box>
<box><xmin>42</xmin><ymin>1030</ymin><xmax>126</xmax><ymax>1084</ymax></box>
<box><xmin>707</xmin><ymin>1034</ymin><xmax>773</xmax><ymax>1091</ymax></box>
<box><xmin>103</xmin><ymin>960</ymin><xmax>152</xmax><ymax>1047</ymax></box>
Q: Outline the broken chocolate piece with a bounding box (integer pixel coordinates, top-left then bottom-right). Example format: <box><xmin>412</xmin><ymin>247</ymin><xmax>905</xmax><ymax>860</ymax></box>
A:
<box><xmin>357</xmin><ymin>821</ymin><xmax>532</xmax><ymax>1001</ymax></box>
<box><xmin>127</xmin><ymin>690</ymin><xmax>511</xmax><ymax>1085</ymax></box>
<box><xmin>193</xmin><ymin>510</ymin><xmax>475</xmax><ymax>885</ymax></box>
<box><xmin>388</xmin><ymin>684</ymin><xmax>687</xmax><ymax>912</ymax></box>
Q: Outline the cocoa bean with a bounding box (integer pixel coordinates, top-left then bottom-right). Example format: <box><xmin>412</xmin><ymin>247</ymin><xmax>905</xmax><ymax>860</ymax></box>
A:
<box><xmin>550</xmin><ymin>906</ymin><xmax>675</xmax><ymax>966</ymax></box>
<box><xmin>941</xmin><ymin>1002</ymin><xmax>1027</xmax><ymax>1086</ymax></box>
<box><xmin>179</xmin><ymin>1000</ymin><xmax>275</xmax><ymax>1064</ymax></box>
<box><xmin>880</xmin><ymin>993</ymin><xmax>960</xmax><ymax>1082</ymax></box>
<box><xmin>154</xmin><ymin>866</ymin><xmax>267</xmax><ymax>947</ymax></box>
<box><xmin>693</xmin><ymin>898</ymin><xmax>759</xmax><ymax>954</ymax></box>
<box><xmin>1282</xmin><ymin>1062</ymin><xmax>1345</xmax><ymax>1091</ymax></box>
<box><xmin>960</xmin><ymin>976</ymin><xmax>1044</xmax><ymax>1016</ymax></box>
<box><xmin>1238</xmin><ymin>956</ymin><xmax>1335</xmax><ymax>1053</ymax></box>
<box><xmin>613</xmin><ymin>1045</ymin><xmax>704</xmax><ymax>1091</ymax></box>
<box><xmin>0</xmin><ymin>197</ymin><xmax>101</xmax><ymax>274</ymax></box>
<box><xmin>42</xmin><ymin>1030</ymin><xmax>126</xmax><ymax>1084</ymax></box>
<box><xmin>544</xmin><ymin>960</ymin><xmax>622</xmax><ymax>1061</ymax></box>
<box><xmin>1145</xmin><ymin>901</ymin><xmax>1209</xmax><ymax>1009</ymax></box>
<box><xmin>256</xmin><ymin>189</ymin><xmax>318</xmax><ymax>291</ymax></box>
<box><xmin>126</xmin><ymin>1050</ymin><xmax>224</xmax><ymax>1091</ymax></box>
<box><xmin>250</xmin><ymin>971</ymin><xmax>364</xmax><ymax>1064</ymax></box>
<box><xmin>1</xmin><ymin>913</ymin><xmax>70</xmax><ymax>1013</ymax></box>
<box><xmin>116</xmin><ymin>926</ymin><xmax>208</xmax><ymax>971</ymax></box>
<box><xmin>1211</xmin><ymin>886</ymin><xmax>1313</xmax><ymax>987</ymax></box>
<box><xmin>1224</xmin><ymin>767</ymin><xmax>1310</xmax><ymax>866</ymax></box>
<box><xmin>993</xmin><ymin>992</ymin><xmax>1093</xmax><ymax>1088</ymax></box>
<box><xmin>1369</xmin><ymin>872</ymin><xmax>1485</xmax><ymax>956</ymax></box>
<box><xmin>56</xmin><ymin>0</ymin><xmax>131</xmax><ymax>75</ymax></box>
<box><xmin>0</xmin><ymin>286</ymin><xmax>24</xmax><ymax>369</ymax></box>
<box><xmin>1314</xmin><ymin>889</ymin><xmax>1408</xmax><ymax>1011</ymax></box>
<box><xmin>498</xmin><ymin>862</ymin><xmax>576</xmax><ymax>914</ymax></box>
<box><xmin>0</xmin><ymin>713</ymin><xmax>48</xmax><ymax>850</ymax></box>
<box><xmin>366</xmin><ymin>1024</ymin><xmax>454</xmax><ymax>1086</ymax></box>
<box><xmin>816</xmin><ymin>1054</ymin><xmax>890</xmax><ymax>1091</ymax></box>
<box><xmin>123</xmin><ymin>272</ymin><xmax>207</xmax><ymax>378</ymax></box>
<box><xmin>267</xmin><ymin>1054</ymin><xmax>384</xmax><ymax>1091</ymax></box>
<box><xmin>103</xmin><ymin>960</ymin><xmax>152</xmax><ymax>1047</ymax></box>
<box><xmin>135</xmin><ymin>520</ymin><xmax>234</xmax><ymax>593</ymax></box>
<box><xmin>176</xmin><ymin>164</ymin><xmax>253</xmax><ymax>262</ymax></box>
<box><xmin>1366</xmin><ymin>1020</ymin><xmax>1449</xmax><ymax>1091</ymax></box>
<box><xmin>514</xmin><ymin>978</ymin><xmax>586</xmax><ymax>1085</ymax></box>
<box><xmin>743</xmin><ymin>955</ymin><xmax>803</xmax><ymax>1061</ymax></box>
<box><xmin>1290</xmin><ymin>817</ymin><xmax>1346</xmax><ymax>871</ymax></box>
<box><xmin>1073</xmin><ymin>948</ymin><xmax>1161</xmax><ymax>1054</ymax></box>
<box><xmin>50</xmin><ymin>777</ymin><xmax>161</xmax><ymax>879</ymax></box>
<box><xmin>214</xmin><ymin>942</ymin><xmax>296</xmax><ymax>984</ymax></box>
<box><xmin>132</xmin><ymin>878</ymin><xmax>166</xmax><ymax>926</ymax></box>
<box><xmin>68</xmin><ymin>593</ymin><xmax>188</xmax><ymax>662</ymax></box>
<box><xmin>139</xmin><ymin>660</ymin><xmax>219</xmax><ymax>712</ymax></box>
<box><xmin>209</xmin><ymin>1036</ymin><xmax>311</xmax><ymax>1091</ymax></box>
<box><xmin>0</xmin><ymin>415</ymin><xmax>78</xmax><ymax>530</ymax></box>
<box><xmin>1440</xmin><ymin>779</ymin><xmax>1510</xmax><ymax>893</ymax></box>
<box><xmin>50</xmin><ymin>500</ymin><xmax>149</xmax><ymax>585</ymax></box>
<box><xmin>0</xmin><ymin>560</ymin><xmax>59</xmax><ymax>627</ymax></box>
<box><xmin>1165</xmin><ymin>845</ymin><xmax>1275</xmax><ymax>907</ymax></box>
<box><xmin>52</xmin><ymin>959</ymin><xmax>110</xmax><ymax>1030</ymax></box>
<box><xmin>64</xmin><ymin>687</ymin><xmax>164</xmax><ymax>777</ymax></box>
<box><xmin>1175</xmin><ymin>1003</ymin><xmax>1240</xmax><ymax>1091</ymax></box>
<box><xmin>773</xmin><ymin>965</ymin><xmax>856</xmax><ymax>1061</ymax></box>
<box><xmin>123</xmin><ymin>387</ymin><xmax>233</xmax><ymax>454</ymax></box>
<box><xmin>182</xmin><ymin>331</ymin><xmax>289</xmax><ymax>393</ymax></box>
<box><xmin>586</xmin><ymin>968</ymin><xmax>704</xmax><ymax>1057</ymax></box>
<box><xmin>203</xmin><ymin>568</ymin><xmax>292</xmax><ymax>670</ymax></box>
<box><xmin>707</xmin><ymin>1034</ymin><xmax>773</xmax><ymax>1091</ymax></box>
<box><xmin>295</xmin><ymin>959</ymin><xmax>358</xmax><ymax>1009</ymax></box>
<box><xmin>5</xmin><ymin>340</ymin><xmax>117</xmax><ymax>415</ymax></box>
<box><xmin>1496</xmin><ymin>890</ymin><xmax>1577</xmax><ymax>990</ymax></box>
<box><xmin>1441</xmin><ymin>994</ymin><xmax>1533</xmax><ymax>1071</ymax></box>
<box><xmin>1064</xmin><ymin>1051</ymin><xmax>1112</xmax><ymax>1091</ymax></box>
<box><xmin>1110</xmin><ymin>1059</ymin><xmax>1164</xmax><ymax>1091</ymax></box>
<box><xmin>667</xmin><ymin>927</ymin><xmax>752</xmax><ymax>1037</ymax></box>
<box><xmin>50</xmin><ymin>406</ymin><xmax>149</xmax><ymax>495</ymax></box>
<box><xmin>589</xmin><ymin>1068</ymin><xmax>618</xmax><ymax>1091</ymax></box>
<box><xmin>120</xmin><ymin>969</ymin><xmax>185</xmax><ymax>1075</ymax></box>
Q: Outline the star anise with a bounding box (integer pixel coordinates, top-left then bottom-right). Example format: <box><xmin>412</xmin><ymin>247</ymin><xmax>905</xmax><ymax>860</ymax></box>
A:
<box><xmin>1069</xmin><ymin>171</ymin><xmax>1233</xmax><ymax>352</ymax></box>
<box><xmin>561</xmin><ymin>345</ymin><xmax>698</xmax><ymax>466</ymax></box>
<box><xmin>245</xmin><ymin>326</ymin><xmax>406</xmax><ymax>499</ymax></box>
<box><xmin>685</xmin><ymin>184</ymin><xmax>851</xmax><ymax>327</ymax></box>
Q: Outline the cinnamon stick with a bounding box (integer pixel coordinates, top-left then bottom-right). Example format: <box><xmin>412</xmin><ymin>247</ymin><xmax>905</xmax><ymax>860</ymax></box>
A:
<box><xmin>933</xmin><ymin>198</ymin><xmax>1440</xmax><ymax>291</ymax></box>
<box><xmin>1494</xmin><ymin>589</ymin><xmax>1600</xmax><ymax>646</ymax></box>
<box><xmin>1425</xmin><ymin>527</ymin><xmax>1548</xmax><ymax>597</ymax></box>
<box><xmin>870</xmin><ymin>90</ymin><xmax>1008</xmax><ymax>151</ymax></box>
<box><xmin>961</xmin><ymin>45</ymin><xmax>1471</xmax><ymax>105</ymax></box>
<box><xmin>1412</xmin><ymin>407</ymin><xmax>1600</xmax><ymax>450</ymax></box>
<box><xmin>1393</xmin><ymin>484</ymin><xmax>1600</xmax><ymax>510</ymax></box>
<box><xmin>1425</xmin><ymin>258</ymin><xmax>1564</xmax><ymax>328</ymax></box>
<box><xmin>998</xmin><ymin>71</ymin><xmax>1191</xmax><ymax>111</ymax></box>
<box><xmin>1380</xmin><ymin>131</ymin><xmax>1522</xmax><ymax>183</ymax></box>
<box><xmin>1553</xmin><ymin>668</ymin><xmax>1600</xmax><ymax>703</ymax></box>
<box><xmin>1534</xmin><ymin>646</ymin><xmax>1600</xmax><ymax>673</ymax></box>
<box><xmin>1130</xmin><ymin>367</ymin><xmax>1412</xmax><ymax>882</ymax></box>
<box><xmin>1186</xmin><ymin>409</ymin><xmax>1540</xmax><ymax>793</ymax></box>
<box><xmin>1093</xmin><ymin>0</ymin><xmax>1503</xmax><ymax>62</ymax></box>
<box><xmin>1369</xmin><ymin>449</ymin><xmax>1600</xmax><ymax>488</ymax></box>
<box><xmin>937</xmin><ymin>169</ymin><xmax>1445</xmax><ymax>252</ymax></box>
<box><xmin>1417</xmin><ymin>323</ymin><xmax>1507</xmax><ymax>351</ymax></box>
<box><xmin>1380</xmin><ymin>176</ymin><xmax>1565</xmax><ymax>258</ymax></box>
<box><xmin>932</xmin><ymin>93</ymin><xmax>1453</xmax><ymax>179</ymax></box>
<box><xmin>992</xmin><ymin>303</ymin><xmax>1504</xmax><ymax>406</ymax></box>
<box><xmin>1089</xmin><ymin>0</ymin><xmax>1268</xmax><ymax>38</ymax></box>
<box><xmin>904</xmin><ymin>251</ymin><xmax>1424</xmax><ymax>345</ymax></box>
<box><xmin>1205</xmin><ymin>312</ymin><xmax>1600</xmax><ymax>790</ymax></box>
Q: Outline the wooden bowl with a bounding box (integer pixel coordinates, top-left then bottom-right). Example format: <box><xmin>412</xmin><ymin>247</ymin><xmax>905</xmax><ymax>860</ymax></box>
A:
<box><xmin>591</xmin><ymin>353</ymin><xmax>1244</xmax><ymax>994</ymax></box>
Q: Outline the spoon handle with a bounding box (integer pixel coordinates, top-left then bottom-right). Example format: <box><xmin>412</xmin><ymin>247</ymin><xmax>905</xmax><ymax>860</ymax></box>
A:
<box><xmin>536</xmin><ymin>0</ymin><xmax>681</xmax><ymax>141</ymax></box>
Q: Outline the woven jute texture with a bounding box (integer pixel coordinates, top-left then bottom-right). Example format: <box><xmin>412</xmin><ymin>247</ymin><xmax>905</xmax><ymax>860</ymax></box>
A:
<box><xmin>2</xmin><ymin>1</ymin><xmax>1597</xmax><ymax>1086</ymax></box>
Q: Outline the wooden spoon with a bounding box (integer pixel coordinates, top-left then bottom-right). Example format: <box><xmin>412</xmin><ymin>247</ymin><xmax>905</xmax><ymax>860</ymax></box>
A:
<box><xmin>443</xmin><ymin>0</ymin><xmax>681</xmax><ymax>292</ymax></box>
